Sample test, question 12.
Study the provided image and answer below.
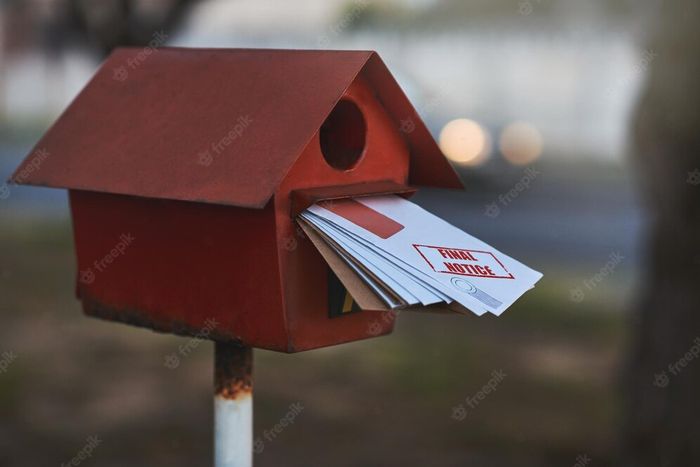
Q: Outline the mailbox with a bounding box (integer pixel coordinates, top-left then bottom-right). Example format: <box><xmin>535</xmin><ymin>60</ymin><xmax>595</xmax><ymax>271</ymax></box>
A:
<box><xmin>11</xmin><ymin>48</ymin><xmax>462</xmax><ymax>352</ymax></box>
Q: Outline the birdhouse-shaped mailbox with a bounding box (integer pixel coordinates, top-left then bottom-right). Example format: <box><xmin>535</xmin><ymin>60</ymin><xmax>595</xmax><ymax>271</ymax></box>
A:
<box><xmin>11</xmin><ymin>48</ymin><xmax>462</xmax><ymax>352</ymax></box>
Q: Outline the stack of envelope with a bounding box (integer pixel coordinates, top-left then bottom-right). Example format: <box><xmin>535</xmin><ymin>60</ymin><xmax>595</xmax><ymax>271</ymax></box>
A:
<box><xmin>298</xmin><ymin>195</ymin><xmax>542</xmax><ymax>316</ymax></box>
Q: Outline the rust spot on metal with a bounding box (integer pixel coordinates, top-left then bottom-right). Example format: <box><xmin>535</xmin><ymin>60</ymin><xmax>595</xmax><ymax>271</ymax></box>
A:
<box><xmin>215</xmin><ymin>341</ymin><xmax>253</xmax><ymax>400</ymax></box>
<box><xmin>81</xmin><ymin>294</ymin><xmax>240</xmax><ymax>342</ymax></box>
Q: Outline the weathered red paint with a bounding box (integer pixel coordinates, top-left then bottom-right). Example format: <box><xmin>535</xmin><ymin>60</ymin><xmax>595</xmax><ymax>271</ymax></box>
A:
<box><xmin>11</xmin><ymin>48</ymin><xmax>463</xmax><ymax>352</ymax></box>
<box><xmin>11</xmin><ymin>48</ymin><xmax>461</xmax><ymax>207</ymax></box>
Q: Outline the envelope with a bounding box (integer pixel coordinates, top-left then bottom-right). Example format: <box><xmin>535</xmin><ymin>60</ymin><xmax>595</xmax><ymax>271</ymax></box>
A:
<box><xmin>300</xmin><ymin>195</ymin><xmax>542</xmax><ymax>316</ymax></box>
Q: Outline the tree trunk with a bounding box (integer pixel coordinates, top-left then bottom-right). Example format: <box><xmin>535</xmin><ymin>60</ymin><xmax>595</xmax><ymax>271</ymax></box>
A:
<box><xmin>625</xmin><ymin>1</ymin><xmax>700</xmax><ymax>465</ymax></box>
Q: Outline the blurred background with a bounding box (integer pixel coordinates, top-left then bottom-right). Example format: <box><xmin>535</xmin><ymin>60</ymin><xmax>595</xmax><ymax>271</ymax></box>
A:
<box><xmin>1</xmin><ymin>1</ymin><xmax>698</xmax><ymax>466</ymax></box>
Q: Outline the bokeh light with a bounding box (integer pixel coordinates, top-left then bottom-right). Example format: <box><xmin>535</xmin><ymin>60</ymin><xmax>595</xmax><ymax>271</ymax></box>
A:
<box><xmin>499</xmin><ymin>121</ymin><xmax>543</xmax><ymax>165</ymax></box>
<box><xmin>438</xmin><ymin>118</ymin><xmax>492</xmax><ymax>166</ymax></box>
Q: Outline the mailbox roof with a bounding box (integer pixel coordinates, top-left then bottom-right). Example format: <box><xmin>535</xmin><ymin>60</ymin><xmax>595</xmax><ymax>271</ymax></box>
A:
<box><xmin>12</xmin><ymin>47</ymin><xmax>462</xmax><ymax>208</ymax></box>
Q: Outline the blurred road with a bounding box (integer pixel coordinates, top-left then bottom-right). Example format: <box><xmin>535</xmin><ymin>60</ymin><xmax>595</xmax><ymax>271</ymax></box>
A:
<box><xmin>2</xmin><ymin>142</ymin><xmax>644</xmax><ymax>275</ymax></box>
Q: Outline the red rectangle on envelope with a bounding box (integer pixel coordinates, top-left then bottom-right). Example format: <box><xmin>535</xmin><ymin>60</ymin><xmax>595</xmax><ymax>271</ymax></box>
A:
<box><xmin>319</xmin><ymin>199</ymin><xmax>404</xmax><ymax>239</ymax></box>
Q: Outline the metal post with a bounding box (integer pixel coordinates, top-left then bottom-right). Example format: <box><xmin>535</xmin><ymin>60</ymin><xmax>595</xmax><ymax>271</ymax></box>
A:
<box><xmin>214</xmin><ymin>341</ymin><xmax>253</xmax><ymax>467</ymax></box>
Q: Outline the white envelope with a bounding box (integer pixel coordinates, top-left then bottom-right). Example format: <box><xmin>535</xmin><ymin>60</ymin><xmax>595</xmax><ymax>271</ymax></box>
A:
<box><xmin>306</xmin><ymin>195</ymin><xmax>542</xmax><ymax>316</ymax></box>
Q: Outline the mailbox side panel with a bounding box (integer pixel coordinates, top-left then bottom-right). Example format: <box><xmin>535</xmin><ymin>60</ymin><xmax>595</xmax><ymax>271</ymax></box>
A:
<box><xmin>69</xmin><ymin>190</ymin><xmax>289</xmax><ymax>351</ymax></box>
<box><xmin>274</xmin><ymin>75</ymin><xmax>408</xmax><ymax>351</ymax></box>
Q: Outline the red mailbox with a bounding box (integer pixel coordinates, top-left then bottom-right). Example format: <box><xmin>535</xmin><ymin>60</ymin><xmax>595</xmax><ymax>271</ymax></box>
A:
<box><xmin>11</xmin><ymin>48</ymin><xmax>462</xmax><ymax>352</ymax></box>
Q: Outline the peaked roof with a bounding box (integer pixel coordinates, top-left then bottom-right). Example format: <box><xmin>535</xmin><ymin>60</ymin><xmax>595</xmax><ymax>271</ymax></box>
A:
<box><xmin>12</xmin><ymin>47</ymin><xmax>462</xmax><ymax>208</ymax></box>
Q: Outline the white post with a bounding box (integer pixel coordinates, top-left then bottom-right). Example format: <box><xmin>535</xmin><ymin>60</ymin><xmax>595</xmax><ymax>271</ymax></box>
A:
<box><xmin>214</xmin><ymin>341</ymin><xmax>253</xmax><ymax>467</ymax></box>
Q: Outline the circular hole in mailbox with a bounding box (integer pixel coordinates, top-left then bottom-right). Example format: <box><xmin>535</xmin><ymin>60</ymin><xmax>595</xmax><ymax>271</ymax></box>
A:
<box><xmin>320</xmin><ymin>99</ymin><xmax>366</xmax><ymax>171</ymax></box>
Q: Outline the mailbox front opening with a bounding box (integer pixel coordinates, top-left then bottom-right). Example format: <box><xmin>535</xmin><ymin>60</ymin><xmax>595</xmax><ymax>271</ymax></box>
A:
<box><xmin>289</xmin><ymin>180</ymin><xmax>417</xmax><ymax>217</ymax></box>
<box><xmin>320</xmin><ymin>99</ymin><xmax>366</xmax><ymax>171</ymax></box>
